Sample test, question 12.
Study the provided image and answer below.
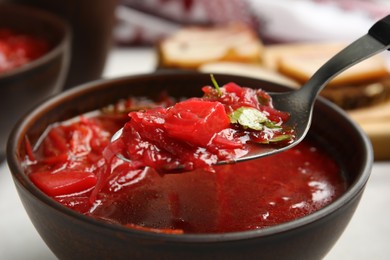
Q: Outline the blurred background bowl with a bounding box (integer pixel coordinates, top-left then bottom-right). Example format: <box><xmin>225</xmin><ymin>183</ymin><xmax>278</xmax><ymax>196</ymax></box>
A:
<box><xmin>2</xmin><ymin>0</ymin><xmax>117</xmax><ymax>89</ymax></box>
<box><xmin>7</xmin><ymin>72</ymin><xmax>372</xmax><ymax>259</ymax></box>
<box><xmin>0</xmin><ymin>3</ymin><xmax>71</xmax><ymax>160</ymax></box>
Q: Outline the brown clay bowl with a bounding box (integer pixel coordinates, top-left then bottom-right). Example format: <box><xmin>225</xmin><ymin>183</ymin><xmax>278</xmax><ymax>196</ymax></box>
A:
<box><xmin>7</xmin><ymin>71</ymin><xmax>372</xmax><ymax>259</ymax></box>
<box><xmin>0</xmin><ymin>3</ymin><xmax>71</xmax><ymax>160</ymax></box>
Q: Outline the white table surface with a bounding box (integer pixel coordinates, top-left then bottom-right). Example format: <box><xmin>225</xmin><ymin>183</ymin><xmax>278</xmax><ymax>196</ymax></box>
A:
<box><xmin>1</xmin><ymin>47</ymin><xmax>389</xmax><ymax>259</ymax></box>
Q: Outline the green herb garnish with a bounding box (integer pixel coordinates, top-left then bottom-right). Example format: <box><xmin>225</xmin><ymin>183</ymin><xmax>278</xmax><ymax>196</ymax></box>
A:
<box><xmin>210</xmin><ymin>74</ymin><xmax>222</xmax><ymax>96</ymax></box>
<box><xmin>229</xmin><ymin>107</ymin><xmax>269</xmax><ymax>130</ymax></box>
<box><xmin>268</xmin><ymin>134</ymin><xmax>293</xmax><ymax>143</ymax></box>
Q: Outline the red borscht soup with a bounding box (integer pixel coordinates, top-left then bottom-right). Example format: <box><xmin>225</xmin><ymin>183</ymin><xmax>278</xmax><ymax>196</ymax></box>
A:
<box><xmin>22</xmin><ymin>82</ymin><xmax>346</xmax><ymax>234</ymax></box>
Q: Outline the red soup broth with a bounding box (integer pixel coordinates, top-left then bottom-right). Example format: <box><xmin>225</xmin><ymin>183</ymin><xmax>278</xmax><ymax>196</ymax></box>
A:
<box><xmin>23</xmin><ymin>96</ymin><xmax>346</xmax><ymax>234</ymax></box>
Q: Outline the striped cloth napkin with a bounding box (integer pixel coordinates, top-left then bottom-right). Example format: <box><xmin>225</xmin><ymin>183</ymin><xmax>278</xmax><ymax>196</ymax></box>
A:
<box><xmin>114</xmin><ymin>0</ymin><xmax>390</xmax><ymax>45</ymax></box>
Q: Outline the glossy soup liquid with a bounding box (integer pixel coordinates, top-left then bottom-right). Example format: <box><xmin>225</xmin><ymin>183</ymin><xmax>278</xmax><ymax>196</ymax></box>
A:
<box><xmin>91</xmin><ymin>142</ymin><xmax>345</xmax><ymax>233</ymax></box>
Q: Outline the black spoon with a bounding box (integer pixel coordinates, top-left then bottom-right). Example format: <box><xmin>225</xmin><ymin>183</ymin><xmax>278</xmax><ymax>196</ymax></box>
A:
<box><xmin>112</xmin><ymin>15</ymin><xmax>390</xmax><ymax>166</ymax></box>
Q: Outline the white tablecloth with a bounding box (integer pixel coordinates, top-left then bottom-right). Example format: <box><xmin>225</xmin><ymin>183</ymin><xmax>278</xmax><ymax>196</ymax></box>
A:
<box><xmin>1</xmin><ymin>48</ymin><xmax>389</xmax><ymax>260</ymax></box>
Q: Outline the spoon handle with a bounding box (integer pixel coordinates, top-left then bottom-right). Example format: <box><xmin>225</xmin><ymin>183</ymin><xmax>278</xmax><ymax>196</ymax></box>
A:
<box><xmin>300</xmin><ymin>14</ymin><xmax>390</xmax><ymax>102</ymax></box>
<box><xmin>369</xmin><ymin>14</ymin><xmax>390</xmax><ymax>47</ymax></box>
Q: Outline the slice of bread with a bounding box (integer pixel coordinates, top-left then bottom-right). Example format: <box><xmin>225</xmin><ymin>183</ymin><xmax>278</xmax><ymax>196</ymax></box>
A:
<box><xmin>348</xmin><ymin>99</ymin><xmax>390</xmax><ymax>160</ymax></box>
<box><xmin>199</xmin><ymin>61</ymin><xmax>299</xmax><ymax>88</ymax></box>
<box><xmin>321</xmin><ymin>77</ymin><xmax>390</xmax><ymax>110</ymax></box>
<box><xmin>262</xmin><ymin>43</ymin><xmax>344</xmax><ymax>70</ymax></box>
<box><xmin>157</xmin><ymin>23</ymin><xmax>263</xmax><ymax>69</ymax></box>
<box><xmin>262</xmin><ymin>42</ymin><xmax>389</xmax><ymax>87</ymax></box>
<box><xmin>262</xmin><ymin>42</ymin><xmax>390</xmax><ymax>109</ymax></box>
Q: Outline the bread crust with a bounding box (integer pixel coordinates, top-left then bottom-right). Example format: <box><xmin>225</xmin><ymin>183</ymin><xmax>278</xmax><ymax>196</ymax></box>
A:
<box><xmin>157</xmin><ymin>23</ymin><xmax>264</xmax><ymax>69</ymax></box>
<box><xmin>263</xmin><ymin>42</ymin><xmax>389</xmax><ymax>87</ymax></box>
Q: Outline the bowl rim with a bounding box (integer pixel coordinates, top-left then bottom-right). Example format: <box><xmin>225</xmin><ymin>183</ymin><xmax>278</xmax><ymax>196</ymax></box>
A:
<box><xmin>0</xmin><ymin>3</ymin><xmax>72</xmax><ymax>79</ymax></box>
<box><xmin>7</xmin><ymin>71</ymin><xmax>373</xmax><ymax>243</ymax></box>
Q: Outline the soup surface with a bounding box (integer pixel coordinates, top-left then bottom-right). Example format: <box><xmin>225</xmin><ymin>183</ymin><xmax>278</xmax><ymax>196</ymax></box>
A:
<box><xmin>22</xmin><ymin>83</ymin><xmax>346</xmax><ymax>233</ymax></box>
